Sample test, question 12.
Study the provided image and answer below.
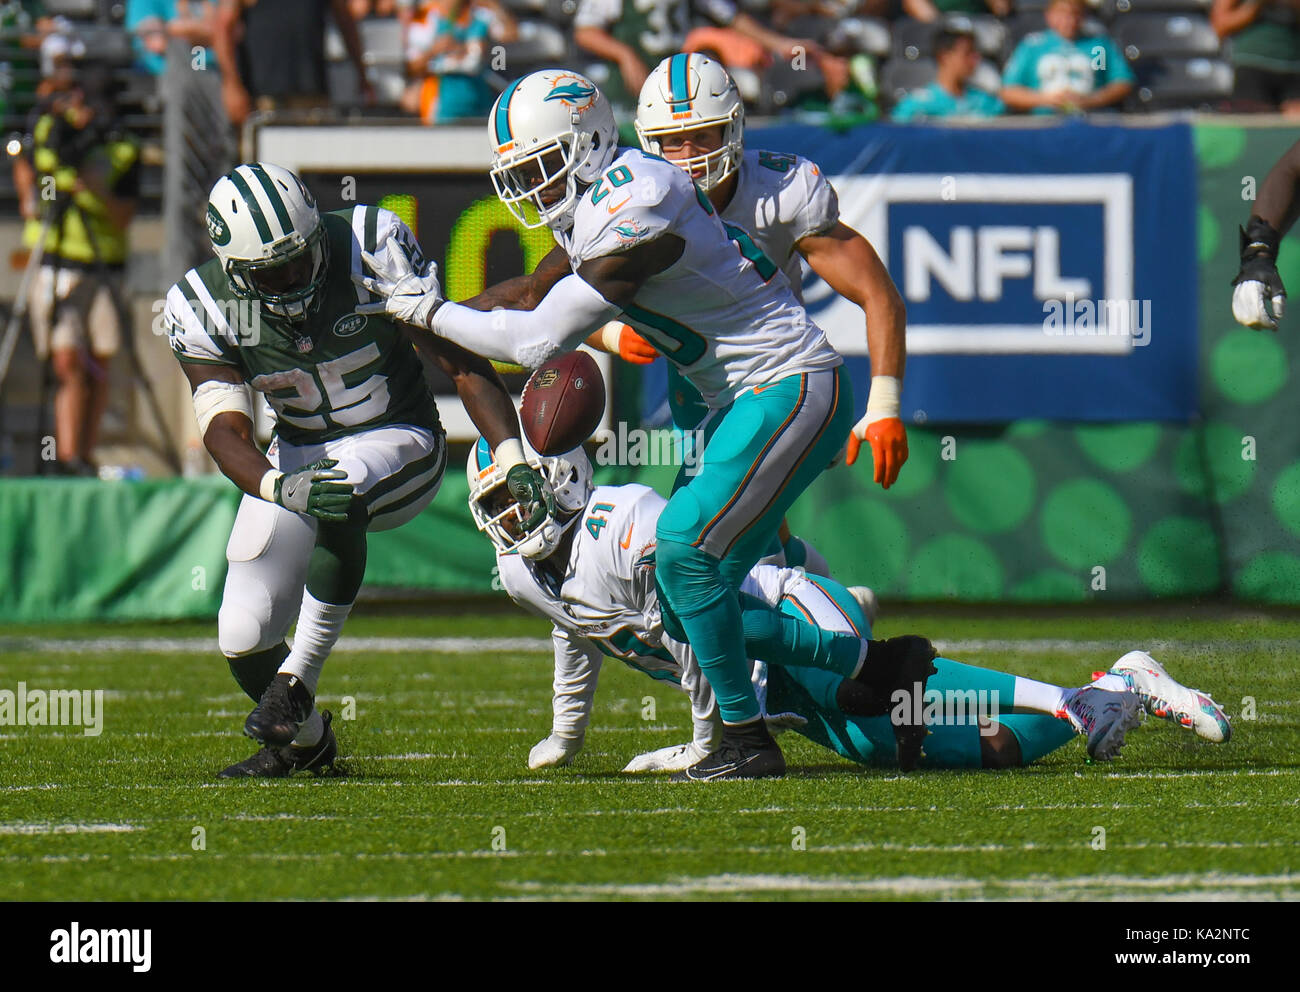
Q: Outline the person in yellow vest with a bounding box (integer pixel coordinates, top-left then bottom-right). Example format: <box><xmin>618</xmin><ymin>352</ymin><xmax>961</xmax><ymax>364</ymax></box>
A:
<box><xmin>11</xmin><ymin>64</ymin><xmax>140</xmax><ymax>476</ymax></box>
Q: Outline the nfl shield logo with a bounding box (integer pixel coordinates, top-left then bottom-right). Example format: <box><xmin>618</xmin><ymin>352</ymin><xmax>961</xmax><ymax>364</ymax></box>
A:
<box><xmin>295</xmin><ymin>335</ymin><xmax>314</xmax><ymax>354</ymax></box>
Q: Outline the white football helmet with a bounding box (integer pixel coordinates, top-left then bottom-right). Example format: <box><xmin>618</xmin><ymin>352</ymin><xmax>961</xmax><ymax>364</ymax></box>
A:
<box><xmin>636</xmin><ymin>53</ymin><xmax>743</xmax><ymax>192</ymax></box>
<box><xmin>467</xmin><ymin>435</ymin><xmax>594</xmax><ymax>560</ymax></box>
<box><xmin>207</xmin><ymin>162</ymin><xmax>329</xmax><ymax>322</ymax></box>
<box><xmin>488</xmin><ymin>69</ymin><xmax>618</xmax><ymax>231</ymax></box>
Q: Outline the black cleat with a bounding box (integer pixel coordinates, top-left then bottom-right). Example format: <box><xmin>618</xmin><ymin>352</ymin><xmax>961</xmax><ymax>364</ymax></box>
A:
<box><xmin>671</xmin><ymin>721</ymin><xmax>785</xmax><ymax>781</ymax></box>
<box><xmin>880</xmin><ymin>636</ymin><xmax>939</xmax><ymax>772</ymax></box>
<box><xmin>219</xmin><ymin>710</ymin><xmax>338</xmax><ymax>778</ymax></box>
<box><xmin>244</xmin><ymin>672</ymin><xmax>314</xmax><ymax>746</ymax></box>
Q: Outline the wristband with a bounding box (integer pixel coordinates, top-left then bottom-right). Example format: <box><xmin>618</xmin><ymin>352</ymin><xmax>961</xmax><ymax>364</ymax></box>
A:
<box><xmin>259</xmin><ymin>469</ymin><xmax>283</xmax><ymax>503</ymax></box>
<box><xmin>864</xmin><ymin>375</ymin><xmax>901</xmax><ymax>426</ymax></box>
<box><xmin>495</xmin><ymin>437</ymin><xmax>527</xmax><ymax>471</ymax></box>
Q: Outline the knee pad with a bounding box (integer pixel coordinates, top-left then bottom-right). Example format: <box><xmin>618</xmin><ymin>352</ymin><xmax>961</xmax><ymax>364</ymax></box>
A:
<box><xmin>217</xmin><ymin>569</ymin><xmax>286</xmax><ymax>659</ymax></box>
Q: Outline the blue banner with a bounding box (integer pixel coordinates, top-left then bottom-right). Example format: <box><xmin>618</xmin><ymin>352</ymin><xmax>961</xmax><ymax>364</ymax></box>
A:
<box><xmin>645</xmin><ymin>121</ymin><xmax>1198</xmax><ymax>425</ymax></box>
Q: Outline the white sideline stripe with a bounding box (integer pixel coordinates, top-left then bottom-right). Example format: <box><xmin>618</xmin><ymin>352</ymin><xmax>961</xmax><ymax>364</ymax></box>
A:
<box><xmin>0</xmin><ymin>822</ymin><xmax>140</xmax><ymax>835</ymax></box>
<box><xmin>507</xmin><ymin>871</ymin><xmax>1300</xmax><ymax>899</ymax></box>
<box><xmin>2</xmin><ymin>634</ymin><xmax>1298</xmax><ymax>655</ymax></box>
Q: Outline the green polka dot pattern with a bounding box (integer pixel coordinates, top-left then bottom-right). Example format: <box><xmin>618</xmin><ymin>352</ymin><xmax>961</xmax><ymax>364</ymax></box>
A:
<box><xmin>609</xmin><ymin>124</ymin><xmax>1300</xmax><ymax>602</ymax></box>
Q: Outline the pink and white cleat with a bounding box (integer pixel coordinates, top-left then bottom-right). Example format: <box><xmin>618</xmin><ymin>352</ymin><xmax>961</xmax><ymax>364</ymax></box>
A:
<box><xmin>1102</xmin><ymin>650</ymin><xmax>1231</xmax><ymax>743</ymax></box>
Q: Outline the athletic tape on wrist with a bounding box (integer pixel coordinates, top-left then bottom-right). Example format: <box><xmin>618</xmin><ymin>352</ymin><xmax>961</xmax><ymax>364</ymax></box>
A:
<box><xmin>864</xmin><ymin>375</ymin><xmax>901</xmax><ymax>425</ymax></box>
<box><xmin>259</xmin><ymin>468</ymin><xmax>283</xmax><ymax>503</ymax></box>
<box><xmin>495</xmin><ymin>437</ymin><xmax>526</xmax><ymax>471</ymax></box>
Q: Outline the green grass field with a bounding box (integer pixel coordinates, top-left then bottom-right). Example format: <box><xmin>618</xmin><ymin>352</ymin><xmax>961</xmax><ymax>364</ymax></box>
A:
<box><xmin>1</xmin><ymin>605</ymin><xmax>1297</xmax><ymax>901</ymax></box>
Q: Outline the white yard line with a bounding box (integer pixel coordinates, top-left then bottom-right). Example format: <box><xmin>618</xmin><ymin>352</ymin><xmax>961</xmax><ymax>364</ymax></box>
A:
<box><xmin>0</xmin><ymin>822</ymin><xmax>141</xmax><ymax>835</ymax></box>
<box><xmin>1</xmin><ymin>635</ymin><xmax>1296</xmax><ymax>656</ymax></box>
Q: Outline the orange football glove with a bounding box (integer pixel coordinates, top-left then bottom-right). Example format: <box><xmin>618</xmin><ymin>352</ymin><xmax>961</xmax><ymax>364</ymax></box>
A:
<box><xmin>598</xmin><ymin>321</ymin><xmax>659</xmax><ymax>364</ymax></box>
<box><xmin>846</xmin><ymin>414</ymin><xmax>908</xmax><ymax>489</ymax></box>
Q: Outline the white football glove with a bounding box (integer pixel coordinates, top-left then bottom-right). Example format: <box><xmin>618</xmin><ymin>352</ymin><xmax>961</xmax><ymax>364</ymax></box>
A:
<box><xmin>622</xmin><ymin>741</ymin><xmax>710</xmax><ymax>773</ymax></box>
<box><xmin>528</xmin><ymin>732</ymin><xmax>583</xmax><ymax>769</ymax></box>
<box><xmin>353</xmin><ymin>245</ymin><xmax>443</xmax><ymax>328</ymax></box>
<box><xmin>1232</xmin><ymin>279</ymin><xmax>1287</xmax><ymax>331</ymax></box>
<box><xmin>764</xmin><ymin>711</ymin><xmax>808</xmax><ymax>736</ymax></box>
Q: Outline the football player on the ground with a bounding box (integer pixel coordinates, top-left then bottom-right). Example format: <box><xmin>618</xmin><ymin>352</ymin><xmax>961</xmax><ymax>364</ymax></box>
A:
<box><xmin>1232</xmin><ymin>138</ymin><xmax>1300</xmax><ymax>331</ymax></box>
<box><xmin>357</xmin><ymin>69</ymin><xmax>917</xmax><ymax>780</ymax></box>
<box><xmin>467</xmin><ymin>440</ymin><xmax>1230</xmax><ymax>773</ymax></box>
<box><xmin>635</xmin><ymin>52</ymin><xmax>909</xmax><ymax>491</ymax></box>
<box><xmin>165</xmin><ymin>162</ymin><xmax>549</xmax><ymax>778</ymax></box>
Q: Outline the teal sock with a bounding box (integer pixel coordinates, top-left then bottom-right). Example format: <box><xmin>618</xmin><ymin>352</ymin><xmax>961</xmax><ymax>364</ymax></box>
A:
<box><xmin>740</xmin><ymin>594</ymin><xmax>863</xmax><ymax>677</ymax></box>
<box><xmin>1000</xmin><ymin>714</ymin><xmax>1078</xmax><ymax>764</ymax></box>
<box><xmin>656</xmin><ymin>539</ymin><xmax>759</xmax><ymax>724</ymax></box>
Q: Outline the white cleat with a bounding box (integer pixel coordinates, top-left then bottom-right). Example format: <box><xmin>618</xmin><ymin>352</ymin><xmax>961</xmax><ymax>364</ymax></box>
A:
<box><xmin>622</xmin><ymin>742</ymin><xmax>710</xmax><ymax>773</ymax></box>
<box><xmin>1105</xmin><ymin>650</ymin><xmax>1231</xmax><ymax>743</ymax></box>
<box><xmin>1060</xmin><ymin>685</ymin><xmax>1144</xmax><ymax>762</ymax></box>
<box><xmin>847</xmin><ymin>585</ymin><xmax>880</xmax><ymax>627</ymax></box>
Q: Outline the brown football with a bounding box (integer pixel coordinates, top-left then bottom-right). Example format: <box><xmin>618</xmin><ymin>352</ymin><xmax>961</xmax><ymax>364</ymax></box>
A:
<box><xmin>520</xmin><ymin>351</ymin><xmax>606</xmax><ymax>456</ymax></box>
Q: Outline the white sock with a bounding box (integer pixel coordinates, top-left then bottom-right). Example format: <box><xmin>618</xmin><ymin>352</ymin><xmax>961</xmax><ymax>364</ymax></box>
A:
<box><xmin>292</xmin><ymin>708</ymin><xmax>324</xmax><ymax>748</ymax></box>
<box><xmin>1012</xmin><ymin>675</ymin><xmax>1070</xmax><ymax>717</ymax></box>
<box><xmin>281</xmin><ymin>589</ymin><xmax>353</xmax><ymax>696</ymax></box>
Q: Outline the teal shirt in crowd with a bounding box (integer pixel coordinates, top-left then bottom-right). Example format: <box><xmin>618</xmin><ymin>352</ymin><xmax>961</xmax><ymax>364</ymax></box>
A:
<box><xmin>892</xmin><ymin>81</ymin><xmax>1005</xmax><ymax>121</ymax></box>
<box><xmin>1002</xmin><ymin>29</ymin><xmax>1133</xmax><ymax>113</ymax></box>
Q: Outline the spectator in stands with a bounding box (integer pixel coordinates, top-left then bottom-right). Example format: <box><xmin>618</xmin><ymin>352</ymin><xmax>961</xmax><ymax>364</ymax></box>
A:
<box><xmin>892</xmin><ymin>24</ymin><xmax>1004</xmax><ymax>119</ymax></box>
<box><xmin>903</xmin><ymin>0</ymin><xmax>1010</xmax><ymax>22</ymax></box>
<box><xmin>1211</xmin><ymin>0</ymin><xmax>1300</xmax><ymax>115</ymax></box>
<box><xmin>126</xmin><ymin>0</ymin><xmax>216</xmax><ymax>77</ymax></box>
<box><xmin>11</xmin><ymin>63</ymin><xmax>139</xmax><ymax>476</ymax></box>
<box><xmin>1001</xmin><ymin>0</ymin><xmax>1133</xmax><ymax>113</ymax></box>
<box><xmin>0</xmin><ymin>1</ymin><xmax>53</xmax><ymax>124</ymax></box>
<box><xmin>212</xmin><ymin>0</ymin><xmax>374</xmax><ymax>137</ymax></box>
<box><xmin>573</xmin><ymin>0</ymin><xmax>820</xmax><ymax>112</ymax></box>
<box><xmin>401</xmin><ymin>0</ymin><xmax>515</xmax><ymax>123</ymax></box>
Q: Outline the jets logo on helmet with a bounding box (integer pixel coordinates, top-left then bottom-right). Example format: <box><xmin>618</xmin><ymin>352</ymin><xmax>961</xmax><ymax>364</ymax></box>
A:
<box><xmin>207</xmin><ymin>162</ymin><xmax>330</xmax><ymax>323</ymax></box>
<box><xmin>636</xmin><ymin>53</ymin><xmax>744</xmax><ymax>193</ymax></box>
<box><xmin>206</xmin><ymin>204</ymin><xmax>231</xmax><ymax>246</ymax></box>
<box><xmin>488</xmin><ymin>69</ymin><xmax>617</xmax><ymax>231</ymax></box>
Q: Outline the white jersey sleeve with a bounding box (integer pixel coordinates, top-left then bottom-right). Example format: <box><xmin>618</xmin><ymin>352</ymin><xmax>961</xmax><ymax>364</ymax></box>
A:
<box><xmin>564</xmin><ymin>157</ymin><xmax>688</xmax><ymax>265</ymax></box>
<box><xmin>549</xmin><ymin>624</ymin><xmax>604</xmax><ymax>740</ymax></box>
<box><xmin>786</xmin><ymin>156</ymin><xmax>840</xmax><ymax>244</ymax></box>
<box><xmin>355</xmin><ymin>206</ymin><xmax>434</xmax><ymax>305</ymax></box>
<box><xmin>164</xmin><ymin>275</ymin><xmax>241</xmax><ymax>367</ymax></box>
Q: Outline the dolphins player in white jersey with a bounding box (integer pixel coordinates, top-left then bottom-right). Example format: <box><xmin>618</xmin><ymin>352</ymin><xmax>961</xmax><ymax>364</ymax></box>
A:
<box><xmin>356</xmin><ymin>68</ymin><xmax>911</xmax><ymax>780</ymax></box>
<box><xmin>636</xmin><ymin>52</ymin><xmax>910</xmax><ymax>490</ymax></box>
<box><xmin>466</xmin><ymin>439</ymin><xmax>1231</xmax><ymax>773</ymax></box>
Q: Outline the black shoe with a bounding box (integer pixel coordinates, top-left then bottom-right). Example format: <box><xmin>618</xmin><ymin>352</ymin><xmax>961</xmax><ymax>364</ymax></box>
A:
<box><xmin>670</xmin><ymin>721</ymin><xmax>785</xmax><ymax>781</ymax></box>
<box><xmin>219</xmin><ymin>710</ymin><xmax>338</xmax><ymax>778</ymax></box>
<box><xmin>877</xmin><ymin>636</ymin><xmax>939</xmax><ymax>772</ymax></box>
<box><xmin>837</xmin><ymin>635</ymin><xmax>939</xmax><ymax>715</ymax></box>
<box><xmin>244</xmin><ymin>672</ymin><xmax>314</xmax><ymax>746</ymax></box>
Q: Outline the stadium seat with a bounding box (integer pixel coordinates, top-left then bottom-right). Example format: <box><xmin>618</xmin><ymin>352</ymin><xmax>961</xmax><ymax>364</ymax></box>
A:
<box><xmin>358</xmin><ymin>18</ymin><xmax>404</xmax><ymax>65</ymax></box>
<box><xmin>1112</xmin><ymin>0</ymin><xmax>1211</xmax><ymax>12</ymax></box>
<box><xmin>892</xmin><ymin>18</ymin><xmax>935</xmax><ymax>61</ymax></box>
<box><xmin>755</xmin><ymin>57</ymin><xmax>828</xmax><ymax>115</ymax></box>
<box><xmin>881</xmin><ymin>56</ymin><xmax>937</xmax><ymax>105</ymax></box>
<box><xmin>827</xmin><ymin>18</ymin><xmax>892</xmax><ymax>59</ymax></box>
<box><xmin>1113</xmin><ymin>14</ymin><xmax>1221</xmax><ymax>59</ymax></box>
<box><xmin>972</xmin><ymin>59</ymin><xmax>1004</xmax><ymax>95</ymax></box>
<box><xmin>1006</xmin><ymin>13</ymin><xmax>1110</xmax><ymax>48</ymax></box>
<box><xmin>41</xmin><ymin>0</ymin><xmax>97</xmax><ymax>16</ymax></box>
<box><xmin>1134</xmin><ymin>56</ymin><xmax>1232</xmax><ymax>108</ymax></box>
<box><xmin>966</xmin><ymin>15</ymin><xmax>1009</xmax><ymax>60</ymax></box>
<box><xmin>505</xmin><ymin>19</ymin><xmax>568</xmax><ymax>65</ymax></box>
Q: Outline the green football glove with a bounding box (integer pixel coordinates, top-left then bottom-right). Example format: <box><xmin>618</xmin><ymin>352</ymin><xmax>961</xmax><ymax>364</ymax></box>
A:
<box><xmin>275</xmin><ymin>457</ymin><xmax>355</xmax><ymax>522</ymax></box>
<box><xmin>506</xmin><ymin>462</ymin><xmax>554</xmax><ymax>530</ymax></box>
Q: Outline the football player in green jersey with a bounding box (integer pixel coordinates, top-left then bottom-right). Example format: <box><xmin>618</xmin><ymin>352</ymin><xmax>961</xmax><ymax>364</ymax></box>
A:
<box><xmin>164</xmin><ymin>162</ymin><xmax>549</xmax><ymax>778</ymax></box>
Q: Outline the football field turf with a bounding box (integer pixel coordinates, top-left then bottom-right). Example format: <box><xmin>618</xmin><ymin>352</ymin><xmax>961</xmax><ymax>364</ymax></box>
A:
<box><xmin>1</xmin><ymin>606</ymin><xmax>1297</xmax><ymax>901</ymax></box>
